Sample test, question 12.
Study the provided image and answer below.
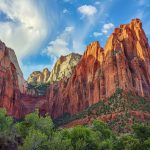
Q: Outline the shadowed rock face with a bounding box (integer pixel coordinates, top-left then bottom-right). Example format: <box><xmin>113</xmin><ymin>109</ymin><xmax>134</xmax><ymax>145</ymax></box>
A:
<box><xmin>0</xmin><ymin>41</ymin><xmax>26</xmax><ymax>116</ymax></box>
<box><xmin>47</xmin><ymin>18</ymin><xmax>150</xmax><ymax>118</ymax></box>
<box><xmin>0</xmin><ymin>41</ymin><xmax>47</xmax><ymax>118</ymax></box>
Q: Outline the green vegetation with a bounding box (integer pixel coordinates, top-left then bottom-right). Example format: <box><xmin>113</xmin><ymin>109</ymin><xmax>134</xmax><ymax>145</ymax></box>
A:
<box><xmin>0</xmin><ymin>108</ymin><xmax>150</xmax><ymax>150</ymax></box>
<box><xmin>27</xmin><ymin>83</ymin><xmax>50</xmax><ymax>96</ymax></box>
<box><xmin>54</xmin><ymin>89</ymin><xmax>150</xmax><ymax>133</ymax></box>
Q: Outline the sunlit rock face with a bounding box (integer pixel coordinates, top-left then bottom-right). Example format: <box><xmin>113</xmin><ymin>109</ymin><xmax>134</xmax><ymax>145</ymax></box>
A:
<box><xmin>47</xmin><ymin>53</ymin><xmax>81</xmax><ymax>83</ymax></box>
<box><xmin>8</xmin><ymin>48</ymin><xmax>27</xmax><ymax>93</ymax></box>
<box><xmin>27</xmin><ymin>69</ymin><xmax>50</xmax><ymax>84</ymax></box>
<box><xmin>27</xmin><ymin>53</ymin><xmax>81</xmax><ymax>85</ymax></box>
<box><xmin>47</xmin><ymin>19</ymin><xmax>150</xmax><ymax>118</ymax></box>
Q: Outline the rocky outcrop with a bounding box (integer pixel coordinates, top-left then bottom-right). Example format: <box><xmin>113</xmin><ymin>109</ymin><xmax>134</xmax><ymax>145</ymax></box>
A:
<box><xmin>47</xmin><ymin>53</ymin><xmax>81</xmax><ymax>83</ymax></box>
<box><xmin>0</xmin><ymin>40</ymin><xmax>26</xmax><ymax>116</ymax></box>
<box><xmin>47</xmin><ymin>18</ymin><xmax>150</xmax><ymax>118</ymax></box>
<box><xmin>27</xmin><ymin>53</ymin><xmax>81</xmax><ymax>85</ymax></box>
<box><xmin>8</xmin><ymin>49</ymin><xmax>27</xmax><ymax>93</ymax></box>
<box><xmin>27</xmin><ymin>68</ymin><xmax>50</xmax><ymax>84</ymax></box>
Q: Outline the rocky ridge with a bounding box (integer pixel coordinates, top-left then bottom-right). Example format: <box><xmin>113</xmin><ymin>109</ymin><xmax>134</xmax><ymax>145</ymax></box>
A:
<box><xmin>27</xmin><ymin>68</ymin><xmax>50</xmax><ymax>84</ymax></box>
<box><xmin>47</xmin><ymin>18</ymin><xmax>150</xmax><ymax>118</ymax></box>
<box><xmin>27</xmin><ymin>53</ymin><xmax>81</xmax><ymax>85</ymax></box>
<box><xmin>47</xmin><ymin>53</ymin><xmax>81</xmax><ymax>83</ymax></box>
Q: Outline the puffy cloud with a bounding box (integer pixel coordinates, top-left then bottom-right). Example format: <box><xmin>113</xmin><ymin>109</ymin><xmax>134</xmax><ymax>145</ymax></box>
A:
<box><xmin>65</xmin><ymin>26</ymin><xmax>74</xmax><ymax>32</ymax></box>
<box><xmin>93</xmin><ymin>22</ymin><xmax>114</xmax><ymax>38</ymax></box>
<box><xmin>44</xmin><ymin>26</ymin><xmax>74</xmax><ymax>58</ymax></box>
<box><xmin>0</xmin><ymin>0</ymin><xmax>51</xmax><ymax>60</ymax></box>
<box><xmin>101</xmin><ymin>23</ymin><xmax>114</xmax><ymax>34</ymax></box>
<box><xmin>93</xmin><ymin>32</ymin><xmax>103</xmax><ymax>37</ymax></box>
<box><xmin>63</xmin><ymin>9</ymin><xmax>69</xmax><ymax>14</ymax></box>
<box><xmin>78</xmin><ymin>5</ymin><xmax>97</xmax><ymax>16</ymax></box>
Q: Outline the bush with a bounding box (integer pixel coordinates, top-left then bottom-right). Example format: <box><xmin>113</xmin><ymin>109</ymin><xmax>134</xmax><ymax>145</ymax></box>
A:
<box><xmin>0</xmin><ymin>108</ymin><xmax>150</xmax><ymax>150</ymax></box>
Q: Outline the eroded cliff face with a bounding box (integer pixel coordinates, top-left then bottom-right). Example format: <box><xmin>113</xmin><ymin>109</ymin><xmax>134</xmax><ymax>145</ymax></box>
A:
<box><xmin>47</xmin><ymin>53</ymin><xmax>81</xmax><ymax>83</ymax></box>
<box><xmin>27</xmin><ymin>53</ymin><xmax>81</xmax><ymax>85</ymax></box>
<box><xmin>8</xmin><ymin>49</ymin><xmax>27</xmax><ymax>93</ymax></box>
<box><xmin>0</xmin><ymin>40</ymin><xmax>47</xmax><ymax>118</ymax></box>
<box><xmin>0</xmin><ymin>41</ymin><xmax>24</xmax><ymax>116</ymax></box>
<box><xmin>47</xmin><ymin>19</ymin><xmax>150</xmax><ymax>118</ymax></box>
<box><xmin>104</xmin><ymin>18</ymin><xmax>150</xmax><ymax>97</ymax></box>
<box><xmin>27</xmin><ymin>68</ymin><xmax>50</xmax><ymax>84</ymax></box>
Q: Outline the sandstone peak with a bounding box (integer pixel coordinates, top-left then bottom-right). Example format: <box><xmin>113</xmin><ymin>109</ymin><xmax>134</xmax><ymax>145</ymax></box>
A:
<box><xmin>27</xmin><ymin>53</ymin><xmax>81</xmax><ymax>85</ymax></box>
<box><xmin>47</xmin><ymin>53</ymin><xmax>81</xmax><ymax>83</ymax></box>
<box><xmin>43</xmin><ymin>68</ymin><xmax>49</xmax><ymax>72</ymax></box>
<box><xmin>27</xmin><ymin>70</ymin><xmax>50</xmax><ymax>84</ymax></box>
<box><xmin>47</xmin><ymin>19</ymin><xmax>150</xmax><ymax>118</ymax></box>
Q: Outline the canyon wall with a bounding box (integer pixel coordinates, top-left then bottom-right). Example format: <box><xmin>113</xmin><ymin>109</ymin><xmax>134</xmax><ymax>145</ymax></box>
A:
<box><xmin>0</xmin><ymin>18</ymin><xmax>149</xmax><ymax>120</ymax></box>
<box><xmin>47</xmin><ymin>18</ymin><xmax>150</xmax><ymax>118</ymax></box>
<box><xmin>0</xmin><ymin>40</ymin><xmax>26</xmax><ymax>116</ymax></box>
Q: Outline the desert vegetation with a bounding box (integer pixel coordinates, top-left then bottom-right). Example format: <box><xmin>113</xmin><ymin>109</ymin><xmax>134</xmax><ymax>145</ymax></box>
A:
<box><xmin>0</xmin><ymin>108</ymin><xmax>150</xmax><ymax>150</ymax></box>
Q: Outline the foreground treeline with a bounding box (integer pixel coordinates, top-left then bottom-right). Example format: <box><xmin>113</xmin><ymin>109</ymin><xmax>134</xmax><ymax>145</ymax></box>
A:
<box><xmin>0</xmin><ymin>109</ymin><xmax>150</xmax><ymax>150</ymax></box>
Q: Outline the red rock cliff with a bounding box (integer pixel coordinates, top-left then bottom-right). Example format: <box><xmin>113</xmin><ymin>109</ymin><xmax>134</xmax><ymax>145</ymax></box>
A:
<box><xmin>0</xmin><ymin>40</ymin><xmax>21</xmax><ymax>116</ymax></box>
<box><xmin>47</xmin><ymin>18</ymin><xmax>150</xmax><ymax>118</ymax></box>
<box><xmin>0</xmin><ymin>41</ymin><xmax>46</xmax><ymax>119</ymax></box>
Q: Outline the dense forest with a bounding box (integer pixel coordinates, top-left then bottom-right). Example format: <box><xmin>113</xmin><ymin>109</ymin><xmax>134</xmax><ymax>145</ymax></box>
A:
<box><xmin>0</xmin><ymin>108</ymin><xmax>150</xmax><ymax>150</ymax></box>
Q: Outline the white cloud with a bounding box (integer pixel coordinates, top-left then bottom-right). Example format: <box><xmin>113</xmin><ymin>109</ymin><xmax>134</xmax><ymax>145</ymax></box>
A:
<box><xmin>93</xmin><ymin>32</ymin><xmax>103</xmax><ymax>37</ymax></box>
<box><xmin>72</xmin><ymin>1</ymin><xmax>109</xmax><ymax>53</ymax></box>
<box><xmin>65</xmin><ymin>26</ymin><xmax>74</xmax><ymax>32</ymax></box>
<box><xmin>0</xmin><ymin>0</ymin><xmax>52</xmax><ymax>60</ymax></box>
<box><xmin>101</xmin><ymin>23</ymin><xmax>114</xmax><ymax>34</ymax></box>
<box><xmin>78</xmin><ymin>5</ymin><xmax>97</xmax><ymax>16</ymax></box>
<box><xmin>95</xmin><ymin>1</ymin><xmax>101</xmax><ymax>5</ymax></box>
<box><xmin>63</xmin><ymin>9</ymin><xmax>69</xmax><ymax>14</ymax></box>
<box><xmin>44</xmin><ymin>26</ymin><xmax>74</xmax><ymax>58</ymax></box>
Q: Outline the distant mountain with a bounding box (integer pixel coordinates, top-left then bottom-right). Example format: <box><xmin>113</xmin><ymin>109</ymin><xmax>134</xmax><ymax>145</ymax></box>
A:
<box><xmin>47</xmin><ymin>53</ymin><xmax>81</xmax><ymax>83</ymax></box>
<box><xmin>27</xmin><ymin>53</ymin><xmax>81</xmax><ymax>96</ymax></box>
<box><xmin>27</xmin><ymin>53</ymin><xmax>81</xmax><ymax>85</ymax></box>
<box><xmin>27</xmin><ymin>68</ymin><xmax>50</xmax><ymax>84</ymax></box>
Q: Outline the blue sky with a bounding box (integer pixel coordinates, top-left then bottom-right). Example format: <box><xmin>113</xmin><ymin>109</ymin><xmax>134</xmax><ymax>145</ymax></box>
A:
<box><xmin>0</xmin><ymin>0</ymin><xmax>149</xmax><ymax>79</ymax></box>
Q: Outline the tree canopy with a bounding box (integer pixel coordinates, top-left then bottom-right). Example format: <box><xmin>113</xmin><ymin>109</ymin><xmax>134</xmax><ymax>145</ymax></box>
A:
<box><xmin>0</xmin><ymin>108</ymin><xmax>150</xmax><ymax>150</ymax></box>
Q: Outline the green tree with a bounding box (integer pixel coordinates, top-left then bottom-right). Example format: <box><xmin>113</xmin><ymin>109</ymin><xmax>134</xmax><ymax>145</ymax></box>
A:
<box><xmin>0</xmin><ymin>109</ymin><xmax>13</xmax><ymax>131</ymax></box>
<box><xmin>99</xmin><ymin>139</ymin><xmax>114</xmax><ymax>150</ymax></box>
<box><xmin>20</xmin><ymin>129</ymin><xmax>48</xmax><ymax>150</ymax></box>
<box><xmin>92</xmin><ymin>120</ymin><xmax>114</xmax><ymax>141</ymax></box>
<box><xmin>133</xmin><ymin>124</ymin><xmax>150</xmax><ymax>141</ymax></box>
<box><xmin>15</xmin><ymin>110</ymin><xmax>53</xmax><ymax>139</ymax></box>
<box><xmin>70</xmin><ymin>126</ymin><xmax>99</xmax><ymax>150</ymax></box>
<box><xmin>0</xmin><ymin>108</ymin><xmax>19</xmax><ymax>150</ymax></box>
<box><xmin>114</xmin><ymin>135</ymin><xmax>139</xmax><ymax>150</ymax></box>
<box><xmin>49</xmin><ymin>129</ymin><xmax>73</xmax><ymax>150</ymax></box>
